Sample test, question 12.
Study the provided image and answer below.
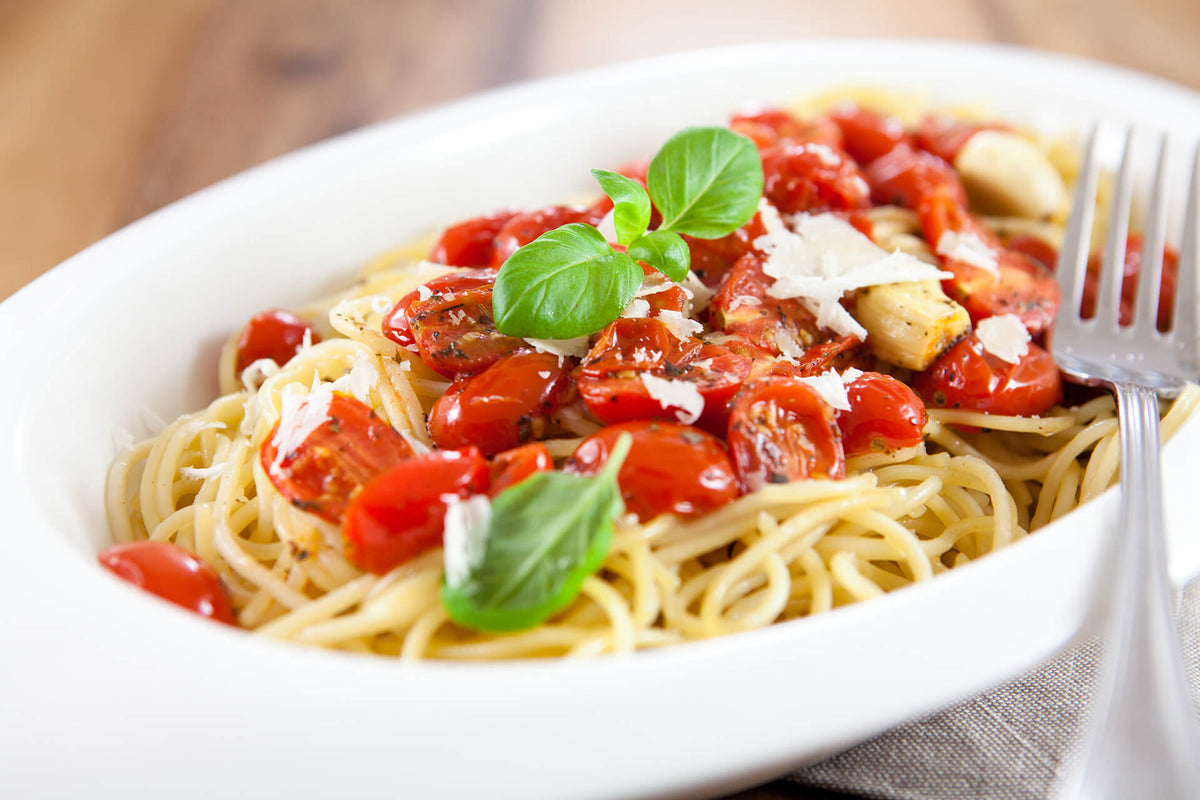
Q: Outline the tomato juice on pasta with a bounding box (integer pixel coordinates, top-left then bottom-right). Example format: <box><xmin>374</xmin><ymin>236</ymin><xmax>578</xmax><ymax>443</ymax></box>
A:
<box><xmin>102</xmin><ymin>98</ymin><xmax>1200</xmax><ymax>659</ymax></box>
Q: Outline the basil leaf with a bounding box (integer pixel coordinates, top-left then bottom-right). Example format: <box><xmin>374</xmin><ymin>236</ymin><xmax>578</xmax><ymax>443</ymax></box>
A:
<box><xmin>648</xmin><ymin>127</ymin><xmax>763</xmax><ymax>239</ymax></box>
<box><xmin>492</xmin><ymin>223</ymin><xmax>643</xmax><ymax>339</ymax></box>
<box><xmin>591</xmin><ymin>169</ymin><xmax>651</xmax><ymax>246</ymax></box>
<box><xmin>627</xmin><ymin>230</ymin><xmax>690</xmax><ymax>282</ymax></box>
<box><xmin>440</xmin><ymin>434</ymin><xmax>632</xmax><ymax>633</ymax></box>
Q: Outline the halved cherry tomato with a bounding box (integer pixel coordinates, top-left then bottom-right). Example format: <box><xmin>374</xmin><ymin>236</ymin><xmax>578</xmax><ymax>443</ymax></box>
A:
<box><xmin>489</xmin><ymin>204</ymin><xmax>608</xmax><ymax>267</ymax></box>
<box><xmin>430</xmin><ymin>211</ymin><xmax>517</xmax><ymax>267</ymax></box>
<box><xmin>234</xmin><ymin>309</ymin><xmax>320</xmax><ymax>376</ymax></box>
<box><xmin>382</xmin><ymin>268</ymin><xmax>498</xmax><ymax>349</ymax></box>
<box><xmin>683</xmin><ymin>213</ymin><xmax>767</xmax><ymax>287</ymax></box>
<box><xmin>564</xmin><ymin>420</ymin><xmax>738</xmax><ymax>522</ymax></box>
<box><xmin>1003</xmin><ymin>234</ymin><xmax>1058</xmax><ymax>272</ymax></box>
<box><xmin>727</xmin><ymin>377</ymin><xmax>845</xmax><ymax>492</ymax></box>
<box><xmin>915</xmin><ymin>114</ymin><xmax>1007</xmax><ymax>163</ymax></box>
<box><xmin>864</xmin><ymin>143</ymin><xmax>968</xmax><ymax>209</ymax></box>
<box><xmin>761</xmin><ymin>142</ymin><xmax>870</xmax><ymax>215</ymax></box>
<box><xmin>98</xmin><ymin>541</ymin><xmax>235</xmax><ymax>625</ymax></box>
<box><xmin>1081</xmin><ymin>233</ymin><xmax>1179</xmax><ymax>332</ymax></box>
<box><xmin>342</xmin><ymin>448</ymin><xmax>489</xmax><ymax>575</ymax></box>
<box><xmin>488</xmin><ymin>442</ymin><xmax>554</xmax><ymax>496</ymax></box>
<box><xmin>261</xmin><ymin>393</ymin><xmax>413</xmax><ymax>523</ymax></box>
<box><xmin>829</xmin><ymin>105</ymin><xmax>911</xmax><ymax>164</ymax></box>
<box><xmin>407</xmin><ymin>283</ymin><xmax>524</xmax><ymax>376</ymax></box>
<box><xmin>912</xmin><ymin>335</ymin><xmax>1062</xmax><ymax>417</ymax></box>
<box><xmin>574</xmin><ymin>317</ymin><xmax>751</xmax><ymax>432</ymax></box>
<box><xmin>730</xmin><ymin>108</ymin><xmax>843</xmax><ymax>150</ymax></box>
<box><xmin>709</xmin><ymin>253</ymin><xmax>826</xmax><ymax>356</ymax></box>
<box><xmin>428</xmin><ymin>350</ymin><xmax>573</xmax><ymax>456</ymax></box>
<box><xmin>838</xmin><ymin>372</ymin><xmax>927</xmax><ymax>457</ymax></box>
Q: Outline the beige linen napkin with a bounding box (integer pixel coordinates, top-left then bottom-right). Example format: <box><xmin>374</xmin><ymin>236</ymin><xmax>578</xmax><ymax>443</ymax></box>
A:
<box><xmin>789</xmin><ymin>579</ymin><xmax>1200</xmax><ymax>800</ymax></box>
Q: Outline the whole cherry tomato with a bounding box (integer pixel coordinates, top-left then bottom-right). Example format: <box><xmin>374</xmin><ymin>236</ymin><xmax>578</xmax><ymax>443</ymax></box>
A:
<box><xmin>564</xmin><ymin>420</ymin><xmax>739</xmax><ymax>522</ymax></box>
<box><xmin>428</xmin><ymin>350</ymin><xmax>573</xmax><ymax>456</ymax></box>
<box><xmin>912</xmin><ymin>335</ymin><xmax>1062</xmax><ymax>417</ymax></box>
<box><xmin>761</xmin><ymin>142</ymin><xmax>871</xmax><ymax>215</ymax></box>
<box><xmin>261</xmin><ymin>393</ymin><xmax>413</xmax><ymax>523</ymax></box>
<box><xmin>98</xmin><ymin>540</ymin><xmax>236</xmax><ymax>625</ymax></box>
<box><xmin>1081</xmin><ymin>233</ymin><xmax>1179</xmax><ymax>332</ymax></box>
<box><xmin>407</xmin><ymin>283</ymin><xmax>524</xmax><ymax>376</ymax></box>
<box><xmin>708</xmin><ymin>253</ymin><xmax>826</xmax><ymax>356</ymax></box>
<box><xmin>914</xmin><ymin>114</ymin><xmax>1006</xmax><ymax>163</ymax></box>
<box><xmin>727</xmin><ymin>376</ymin><xmax>845</xmax><ymax>492</ymax></box>
<box><xmin>430</xmin><ymin>211</ymin><xmax>517</xmax><ymax>267</ymax></box>
<box><xmin>488</xmin><ymin>442</ymin><xmax>554</xmax><ymax>496</ymax></box>
<box><xmin>489</xmin><ymin>204</ymin><xmax>608</xmax><ymax>267</ymax></box>
<box><xmin>837</xmin><ymin>372</ymin><xmax>927</xmax><ymax>457</ymax></box>
<box><xmin>829</xmin><ymin>105</ymin><xmax>911</xmax><ymax>164</ymax></box>
<box><xmin>864</xmin><ymin>143</ymin><xmax>969</xmax><ymax>209</ymax></box>
<box><xmin>234</xmin><ymin>309</ymin><xmax>320</xmax><ymax>376</ymax></box>
<box><xmin>382</xmin><ymin>268</ymin><xmax>498</xmax><ymax>349</ymax></box>
<box><xmin>342</xmin><ymin>448</ymin><xmax>489</xmax><ymax>575</ymax></box>
<box><xmin>730</xmin><ymin>108</ymin><xmax>843</xmax><ymax>150</ymax></box>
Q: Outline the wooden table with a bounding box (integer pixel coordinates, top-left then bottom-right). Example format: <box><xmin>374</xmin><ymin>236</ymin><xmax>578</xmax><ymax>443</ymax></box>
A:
<box><xmin>3</xmin><ymin>1</ymin><xmax>1198</xmax><ymax>797</ymax></box>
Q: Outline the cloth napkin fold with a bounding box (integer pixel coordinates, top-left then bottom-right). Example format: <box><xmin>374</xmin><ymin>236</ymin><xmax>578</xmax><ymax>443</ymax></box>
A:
<box><xmin>789</xmin><ymin>579</ymin><xmax>1200</xmax><ymax>800</ymax></box>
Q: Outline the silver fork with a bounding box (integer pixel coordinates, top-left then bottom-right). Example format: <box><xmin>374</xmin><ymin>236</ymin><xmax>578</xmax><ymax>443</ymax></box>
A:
<box><xmin>1053</xmin><ymin>127</ymin><xmax>1200</xmax><ymax>798</ymax></box>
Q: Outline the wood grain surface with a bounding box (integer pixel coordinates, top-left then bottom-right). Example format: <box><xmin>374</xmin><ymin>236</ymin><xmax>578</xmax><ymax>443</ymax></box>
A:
<box><xmin>3</xmin><ymin>1</ymin><xmax>1197</xmax><ymax>797</ymax></box>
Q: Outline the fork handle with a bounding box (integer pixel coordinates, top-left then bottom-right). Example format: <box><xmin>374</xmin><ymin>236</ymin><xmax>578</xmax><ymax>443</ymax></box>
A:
<box><xmin>1065</xmin><ymin>382</ymin><xmax>1200</xmax><ymax>799</ymax></box>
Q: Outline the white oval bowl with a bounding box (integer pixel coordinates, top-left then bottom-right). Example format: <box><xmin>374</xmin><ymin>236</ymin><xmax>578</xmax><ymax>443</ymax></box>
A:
<box><xmin>2</xmin><ymin>40</ymin><xmax>1199</xmax><ymax>800</ymax></box>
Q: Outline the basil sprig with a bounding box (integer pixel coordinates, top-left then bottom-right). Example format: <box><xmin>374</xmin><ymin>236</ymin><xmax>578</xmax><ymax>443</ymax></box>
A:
<box><xmin>492</xmin><ymin>126</ymin><xmax>762</xmax><ymax>339</ymax></box>
<box><xmin>440</xmin><ymin>434</ymin><xmax>632</xmax><ymax>633</ymax></box>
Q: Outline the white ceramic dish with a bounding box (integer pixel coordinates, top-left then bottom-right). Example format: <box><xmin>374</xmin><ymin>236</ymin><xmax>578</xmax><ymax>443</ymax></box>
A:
<box><xmin>2</xmin><ymin>40</ymin><xmax>1199</xmax><ymax>800</ymax></box>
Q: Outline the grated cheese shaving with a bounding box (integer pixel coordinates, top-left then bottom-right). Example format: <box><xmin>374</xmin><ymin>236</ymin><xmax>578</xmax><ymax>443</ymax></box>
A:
<box><xmin>526</xmin><ymin>336</ymin><xmax>591</xmax><ymax>359</ymax></box>
<box><xmin>442</xmin><ymin>494</ymin><xmax>493</xmax><ymax>589</ymax></box>
<box><xmin>639</xmin><ymin>373</ymin><xmax>705</xmax><ymax>424</ymax></box>
<box><xmin>975</xmin><ymin>314</ymin><xmax>1030</xmax><ymax>364</ymax></box>
<box><xmin>656</xmin><ymin>310</ymin><xmax>704</xmax><ymax>341</ymax></box>
<box><xmin>936</xmin><ymin>230</ymin><xmax>999</xmax><ymax>275</ymax></box>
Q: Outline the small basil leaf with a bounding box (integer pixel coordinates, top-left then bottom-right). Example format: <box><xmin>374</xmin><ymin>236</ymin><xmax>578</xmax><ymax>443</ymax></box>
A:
<box><xmin>440</xmin><ymin>434</ymin><xmax>632</xmax><ymax>633</ymax></box>
<box><xmin>648</xmin><ymin>127</ymin><xmax>764</xmax><ymax>239</ymax></box>
<box><xmin>492</xmin><ymin>223</ymin><xmax>643</xmax><ymax>339</ymax></box>
<box><xmin>591</xmin><ymin>169</ymin><xmax>651</xmax><ymax>247</ymax></box>
<box><xmin>627</xmin><ymin>230</ymin><xmax>690</xmax><ymax>282</ymax></box>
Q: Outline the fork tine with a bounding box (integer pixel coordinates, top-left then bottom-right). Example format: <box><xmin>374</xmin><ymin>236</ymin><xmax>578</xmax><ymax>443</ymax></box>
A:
<box><xmin>1058</xmin><ymin>125</ymin><xmax>1102</xmax><ymax>319</ymax></box>
<box><xmin>1172</xmin><ymin>139</ymin><xmax>1200</xmax><ymax>372</ymax></box>
<box><xmin>1132</xmin><ymin>133</ymin><xmax>1170</xmax><ymax>344</ymax></box>
<box><xmin>1096</xmin><ymin>128</ymin><xmax>1136</xmax><ymax>329</ymax></box>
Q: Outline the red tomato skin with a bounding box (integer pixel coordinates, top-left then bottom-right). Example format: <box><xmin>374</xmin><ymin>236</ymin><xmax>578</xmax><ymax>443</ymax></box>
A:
<box><xmin>488</xmin><ymin>442</ymin><xmax>554</xmax><ymax>496</ymax></box>
<box><xmin>727</xmin><ymin>377</ymin><xmax>846</xmax><ymax>493</ymax></box>
<box><xmin>407</xmin><ymin>284</ymin><xmax>524</xmax><ymax>376</ymax></box>
<box><xmin>708</xmin><ymin>253</ymin><xmax>825</xmax><ymax>356</ymax></box>
<box><xmin>382</xmin><ymin>269</ymin><xmax>498</xmax><ymax>349</ymax></box>
<box><xmin>761</xmin><ymin>142</ymin><xmax>871</xmax><ymax>215</ymax></box>
<box><xmin>98</xmin><ymin>541</ymin><xmax>236</xmax><ymax>625</ymax></box>
<box><xmin>234</xmin><ymin>310</ymin><xmax>320</xmax><ymax>376</ymax></box>
<box><xmin>864</xmin><ymin>143</ymin><xmax>969</xmax><ymax>209</ymax></box>
<box><xmin>430</xmin><ymin>211</ymin><xmax>517</xmax><ymax>267</ymax></box>
<box><xmin>829</xmin><ymin>105</ymin><xmax>912</xmax><ymax>164</ymax></box>
<box><xmin>838</xmin><ymin>373</ymin><xmax>927</xmax><ymax>457</ymax></box>
<box><xmin>489</xmin><ymin>205</ymin><xmax>607</xmax><ymax>268</ymax></box>
<box><xmin>428</xmin><ymin>351</ymin><xmax>573</xmax><ymax>456</ymax></box>
<box><xmin>682</xmin><ymin>213</ymin><xmax>767</xmax><ymax>287</ymax></box>
<box><xmin>730</xmin><ymin>108</ymin><xmax>843</xmax><ymax>150</ymax></box>
<box><xmin>915</xmin><ymin>114</ymin><xmax>1006</xmax><ymax>163</ymax></box>
<box><xmin>1081</xmin><ymin>234</ymin><xmax>1179</xmax><ymax>332</ymax></box>
<box><xmin>260</xmin><ymin>394</ymin><xmax>414</xmax><ymax>523</ymax></box>
<box><xmin>564</xmin><ymin>421</ymin><xmax>739</xmax><ymax>522</ymax></box>
<box><xmin>912</xmin><ymin>336</ymin><xmax>1062</xmax><ymax>417</ymax></box>
<box><xmin>342</xmin><ymin>449</ymin><xmax>489</xmax><ymax>575</ymax></box>
<box><xmin>1004</xmin><ymin>234</ymin><xmax>1058</xmax><ymax>272</ymax></box>
<box><xmin>942</xmin><ymin>250</ymin><xmax>1062</xmax><ymax>335</ymax></box>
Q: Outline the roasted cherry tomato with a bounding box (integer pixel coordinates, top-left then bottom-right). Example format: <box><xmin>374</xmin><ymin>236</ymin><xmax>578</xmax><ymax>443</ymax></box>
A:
<box><xmin>912</xmin><ymin>335</ymin><xmax>1062</xmax><ymax>417</ymax></box>
<box><xmin>98</xmin><ymin>540</ymin><xmax>236</xmax><ymax>625</ymax></box>
<box><xmin>488</xmin><ymin>442</ymin><xmax>554</xmax><ymax>496</ymax></box>
<box><xmin>914</xmin><ymin>114</ymin><xmax>1006</xmax><ymax>163</ymax></box>
<box><xmin>382</xmin><ymin>268</ymin><xmax>498</xmax><ymax>350</ymax></box>
<box><xmin>407</xmin><ymin>283</ymin><xmax>523</xmax><ymax>376</ymax></box>
<box><xmin>761</xmin><ymin>142</ymin><xmax>870</xmax><ymax>215</ymax></box>
<box><xmin>709</xmin><ymin>253</ymin><xmax>826</xmax><ymax>356</ymax></box>
<box><xmin>261</xmin><ymin>393</ymin><xmax>413</xmax><ymax>523</ymax></box>
<box><xmin>489</xmin><ymin>204</ymin><xmax>607</xmax><ymax>268</ymax></box>
<box><xmin>342</xmin><ymin>448</ymin><xmax>489</xmax><ymax>575</ymax></box>
<box><xmin>829</xmin><ymin>104</ymin><xmax>911</xmax><ymax>164</ymax></box>
<box><xmin>428</xmin><ymin>350</ymin><xmax>573</xmax><ymax>456</ymax></box>
<box><xmin>838</xmin><ymin>372</ymin><xmax>927</xmax><ymax>457</ymax></box>
<box><xmin>1081</xmin><ymin>233</ymin><xmax>1179</xmax><ymax>332</ymax></box>
<box><xmin>730</xmin><ymin>108</ymin><xmax>843</xmax><ymax>150</ymax></box>
<box><xmin>234</xmin><ymin>309</ymin><xmax>320</xmax><ymax>376</ymax></box>
<box><xmin>1003</xmin><ymin>234</ymin><xmax>1058</xmax><ymax>272</ymax></box>
<box><xmin>864</xmin><ymin>143</ymin><xmax>969</xmax><ymax>209</ymax></box>
<box><xmin>727</xmin><ymin>376</ymin><xmax>845</xmax><ymax>492</ymax></box>
<box><xmin>564</xmin><ymin>420</ymin><xmax>738</xmax><ymax>522</ymax></box>
<box><xmin>682</xmin><ymin>213</ymin><xmax>767</xmax><ymax>287</ymax></box>
<box><xmin>574</xmin><ymin>317</ymin><xmax>751</xmax><ymax>432</ymax></box>
<box><xmin>430</xmin><ymin>211</ymin><xmax>517</xmax><ymax>267</ymax></box>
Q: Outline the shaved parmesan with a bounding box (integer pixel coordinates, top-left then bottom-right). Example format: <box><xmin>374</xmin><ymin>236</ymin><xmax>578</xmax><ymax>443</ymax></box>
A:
<box><xmin>271</xmin><ymin>382</ymin><xmax>334</xmax><ymax>469</ymax></box>
<box><xmin>526</xmin><ymin>336</ymin><xmax>591</xmax><ymax>359</ymax></box>
<box><xmin>639</xmin><ymin>373</ymin><xmax>704</xmax><ymax>424</ymax></box>
<box><xmin>622</xmin><ymin>298</ymin><xmax>651</xmax><ymax>318</ymax></box>
<box><xmin>975</xmin><ymin>314</ymin><xmax>1030</xmax><ymax>363</ymax></box>
<box><xmin>635</xmin><ymin>272</ymin><xmax>677</xmax><ymax>298</ymax></box>
<box><xmin>936</xmin><ymin>230</ymin><xmax>999</xmax><ymax>274</ymax></box>
<box><xmin>803</xmin><ymin>142</ymin><xmax>842</xmax><ymax>167</ymax></box>
<box><xmin>417</xmin><ymin>284</ymin><xmax>434</xmax><ymax>301</ymax></box>
<box><xmin>681</xmin><ymin>270</ymin><xmax>717</xmax><ymax>313</ymax></box>
<box><xmin>755</xmin><ymin>201</ymin><xmax>951</xmax><ymax>341</ymax></box>
<box><xmin>442</xmin><ymin>494</ymin><xmax>493</xmax><ymax>588</ymax></box>
<box><xmin>796</xmin><ymin>369</ymin><xmax>852</xmax><ymax>412</ymax></box>
<box><xmin>657</xmin><ymin>309</ymin><xmax>704</xmax><ymax>341</ymax></box>
<box><xmin>328</xmin><ymin>353</ymin><xmax>378</xmax><ymax>405</ymax></box>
